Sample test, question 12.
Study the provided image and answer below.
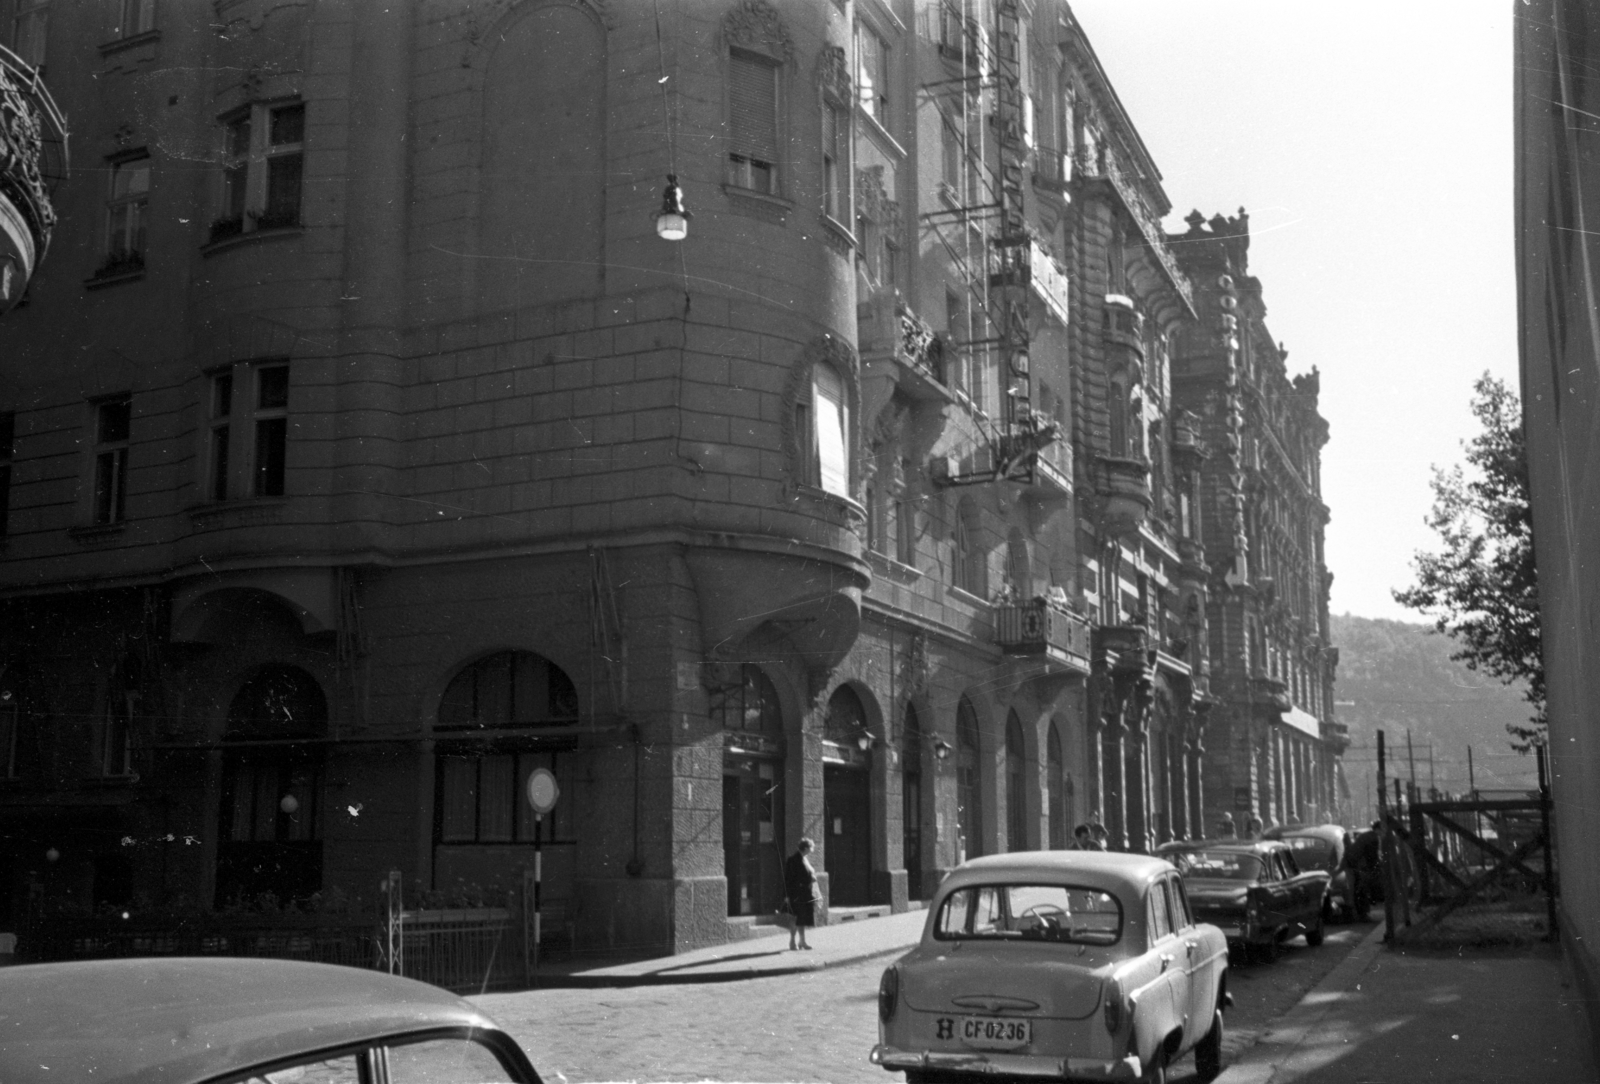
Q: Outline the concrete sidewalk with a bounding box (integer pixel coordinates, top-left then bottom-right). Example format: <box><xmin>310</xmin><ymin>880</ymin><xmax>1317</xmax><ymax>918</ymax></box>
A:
<box><xmin>1216</xmin><ymin>924</ymin><xmax>1597</xmax><ymax>1084</ymax></box>
<box><xmin>524</xmin><ymin>908</ymin><xmax>927</xmax><ymax>988</ymax></box>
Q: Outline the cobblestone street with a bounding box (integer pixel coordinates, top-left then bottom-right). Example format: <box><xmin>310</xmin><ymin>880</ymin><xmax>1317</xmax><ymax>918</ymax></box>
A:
<box><xmin>474</xmin><ymin>920</ymin><xmax>1376</xmax><ymax>1083</ymax></box>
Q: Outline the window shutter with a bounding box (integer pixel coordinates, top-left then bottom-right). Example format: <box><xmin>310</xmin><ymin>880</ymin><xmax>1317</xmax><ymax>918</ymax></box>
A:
<box><xmin>729</xmin><ymin>52</ymin><xmax>779</xmax><ymax>163</ymax></box>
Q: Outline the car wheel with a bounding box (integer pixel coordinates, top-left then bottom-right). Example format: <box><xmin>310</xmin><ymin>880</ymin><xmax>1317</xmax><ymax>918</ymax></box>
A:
<box><xmin>1251</xmin><ymin>936</ymin><xmax>1280</xmax><ymax>964</ymax></box>
<box><xmin>1305</xmin><ymin>911</ymin><xmax>1326</xmax><ymax>947</ymax></box>
<box><xmin>1195</xmin><ymin>1007</ymin><xmax>1225</xmax><ymax>1081</ymax></box>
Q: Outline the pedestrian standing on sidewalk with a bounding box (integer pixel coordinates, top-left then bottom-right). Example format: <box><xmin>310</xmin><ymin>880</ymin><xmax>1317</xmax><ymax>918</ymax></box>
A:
<box><xmin>784</xmin><ymin>837</ymin><xmax>820</xmax><ymax>951</ymax></box>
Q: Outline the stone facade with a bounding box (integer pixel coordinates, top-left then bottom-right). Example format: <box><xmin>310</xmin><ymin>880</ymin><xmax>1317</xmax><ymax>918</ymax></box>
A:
<box><xmin>0</xmin><ymin>0</ymin><xmax>1343</xmax><ymax>956</ymax></box>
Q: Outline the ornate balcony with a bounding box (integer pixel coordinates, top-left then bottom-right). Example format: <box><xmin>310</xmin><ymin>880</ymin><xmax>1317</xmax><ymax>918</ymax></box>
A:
<box><xmin>1102</xmin><ymin>294</ymin><xmax>1144</xmax><ymax>382</ymax></box>
<box><xmin>1248</xmin><ymin>674</ymin><xmax>1293</xmax><ymax>713</ymax></box>
<box><xmin>857</xmin><ymin>293</ymin><xmax>950</xmax><ymax>401</ymax></box>
<box><xmin>1097</xmin><ymin>454</ymin><xmax>1151</xmax><ymax>535</ymax></box>
<box><xmin>995</xmin><ymin>598</ymin><xmax>1091</xmax><ymax>674</ymax></box>
<box><xmin>1092</xmin><ymin>623</ymin><xmax>1149</xmax><ymax>676</ymax></box>
<box><xmin>0</xmin><ymin>44</ymin><xmax>68</xmax><ymax>313</ymax></box>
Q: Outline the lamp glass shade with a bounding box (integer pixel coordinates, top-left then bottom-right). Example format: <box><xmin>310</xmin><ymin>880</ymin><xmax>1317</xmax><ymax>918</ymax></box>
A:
<box><xmin>656</xmin><ymin>212</ymin><xmax>688</xmax><ymax>241</ymax></box>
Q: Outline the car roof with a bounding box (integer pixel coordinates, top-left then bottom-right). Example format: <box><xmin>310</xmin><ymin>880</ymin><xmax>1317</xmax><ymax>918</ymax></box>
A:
<box><xmin>939</xmin><ymin>850</ymin><xmax>1176</xmax><ymax>895</ymax></box>
<box><xmin>0</xmin><ymin>957</ymin><xmax>515</xmax><ymax>1084</ymax></box>
<box><xmin>1158</xmin><ymin>839</ymin><xmax>1287</xmax><ymax>855</ymax></box>
<box><xmin>1263</xmin><ymin>823</ymin><xmax>1346</xmax><ymax>844</ymax></box>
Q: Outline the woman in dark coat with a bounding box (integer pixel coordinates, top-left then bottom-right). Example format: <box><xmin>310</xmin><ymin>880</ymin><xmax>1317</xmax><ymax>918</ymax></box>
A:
<box><xmin>784</xmin><ymin>837</ymin><xmax>820</xmax><ymax>950</ymax></box>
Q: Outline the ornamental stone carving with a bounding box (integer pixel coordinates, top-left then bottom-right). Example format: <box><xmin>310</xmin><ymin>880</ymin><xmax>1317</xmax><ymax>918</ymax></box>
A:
<box><xmin>818</xmin><ymin>43</ymin><xmax>851</xmax><ymax>106</ymax></box>
<box><xmin>0</xmin><ymin>61</ymin><xmax>55</xmax><ymax>247</ymax></box>
<box><xmin>723</xmin><ymin>0</ymin><xmax>792</xmax><ymax>62</ymax></box>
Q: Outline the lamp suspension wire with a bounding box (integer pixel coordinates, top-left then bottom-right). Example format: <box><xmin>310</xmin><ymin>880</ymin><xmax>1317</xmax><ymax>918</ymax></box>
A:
<box><xmin>653</xmin><ymin>0</ymin><xmax>691</xmax><ymax>313</ymax></box>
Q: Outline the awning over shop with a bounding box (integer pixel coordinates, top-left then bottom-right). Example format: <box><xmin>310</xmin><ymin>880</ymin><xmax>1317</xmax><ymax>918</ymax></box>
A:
<box><xmin>1284</xmin><ymin>706</ymin><xmax>1322</xmax><ymax>740</ymax></box>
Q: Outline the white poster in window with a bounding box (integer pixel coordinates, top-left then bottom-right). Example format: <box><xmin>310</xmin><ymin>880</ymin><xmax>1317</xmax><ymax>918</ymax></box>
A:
<box><xmin>816</xmin><ymin>393</ymin><xmax>848</xmax><ymax>496</ymax></box>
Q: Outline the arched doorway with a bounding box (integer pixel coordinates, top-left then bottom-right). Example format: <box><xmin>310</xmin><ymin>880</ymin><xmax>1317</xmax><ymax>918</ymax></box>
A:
<box><xmin>901</xmin><ymin>703</ymin><xmax>923</xmax><ymax>898</ymax></box>
<box><xmin>956</xmin><ymin>696</ymin><xmax>982</xmax><ymax>862</ymax></box>
<box><xmin>216</xmin><ymin>665</ymin><xmax>327</xmax><ymax>907</ymax></box>
<box><xmin>1006</xmin><ymin>711</ymin><xmax>1028</xmax><ymax>852</ymax></box>
<box><xmin>716</xmin><ymin>664</ymin><xmax>785</xmax><ymax>916</ymax></box>
<box><xmin>822</xmin><ymin>685</ymin><xmax>872</xmax><ymax>906</ymax></box>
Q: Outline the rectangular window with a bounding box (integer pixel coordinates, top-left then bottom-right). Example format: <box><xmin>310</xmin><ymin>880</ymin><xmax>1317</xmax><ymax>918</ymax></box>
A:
<box><xmin>102</xmin><ymin>155</ymin><xmax>150</xmax><ymax>275</ymax></box>
<box><xmin>92</xmin><ymin>395</ymin><xmax>131</xmax><ymax>525</ymax></box>
<box><xmin>895</xmin><ymin>483</ymin><xmax>916</xmax><ymax>566</ymax></box>
<box><xmin>0</xmin><ymin>702</ymin><xmax>16</xmax><ymax>778</ymax></box>
<box><xmin>728</xmin><ymin>51</ymin><xmax>779</xmax><ymax>194</ymax></box>
<box><xmin>252</xmin><ymin>364</ymin><xmax>288</xmax><ymax>497</ymax></box>
<box><xmin>103</xmin><ymin>692</ymin><xmax>132</xmax><ymax>777</ymax></box>
<box><xmin>0</xmin><ymin>410</ymin><xmax>13</xmax><ymax>536</ymax></box>
<box><xmin>208</xmin><ymin>370</ymin><xmax>232</xmax><ymax>501</ymax></box>
<box><xmin>813</xmin><ymin>365</ymin><xmax>848</xmax><ymax>497</ymax></box>
<box><xmin>439</xmin><ymin>752</ymin><xmax>568</xmax><ymax>843</ymax></box>
<box><xmin>822</xmin><ymin>102</ymin><xmax>847</xmax><ymax>221</ymax></box>
<box><xmin>12</xmin><ymin>0</ymin><xmax>46</xmax><ymax>70</ymax></box>
<box><xmin>115</xmin><ymin>0</ymin><xmax>153</xmax><ymax>38</ymax></box>
<box><xmin>856</xmin><ymin>23</ymin><xmax>889</xmax><ymax>122</ymax></box>
<box><xmin>212</xmin><ymin>100</ymin><xmax>305</xmax><ymax>242</ymax></box>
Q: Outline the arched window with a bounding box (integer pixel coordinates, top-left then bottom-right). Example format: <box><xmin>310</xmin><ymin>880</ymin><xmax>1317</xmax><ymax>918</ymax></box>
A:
<box><xmin>712</xmin><ymin>664</ymin><xmax>783</xmax><ymax>738</ymax></box>
<box><xmin>225</xmin><ymin>665</ymin><xmax>328</xmax><ymax>740</ymax></box>
<box><xmin>437</xmin><ymin>651</ymin><xmax>578</xmax><ymax>730</ymax></box>
<box><xmin>1005</xmin><ymin>711</ymin><xmax>1027</xmax><ymax>852</ymax></box>
<box><xmin>1048</xmin><ymin>722</ymin><xmax>1067</xmax><ymax>849</ymax></box>
<box><xmin>956</xmin><ymin>696</ymin><xmax>982</xmax><ymax>860</ymax></box>
<box><xmin>824</xmin><ymin>684</ymin><xmax>869</xmax><ymax>746</ymax></box>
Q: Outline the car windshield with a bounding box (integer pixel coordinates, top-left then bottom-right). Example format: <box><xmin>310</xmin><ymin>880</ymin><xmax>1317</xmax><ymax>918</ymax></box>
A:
<box><xmin>933</xmin><ymin>883</ymin><xmax>1122</xmax><ymax>946</ymax></box>
<box><xmin>1181</xmin><ymin>851</ymin><xmax>1265</xmax><ymax>881</ymax></box>
<box><xmin>1283</xmin><ymin>836</ymin><xmax>1336</xmax><ymax>870</ymax></box>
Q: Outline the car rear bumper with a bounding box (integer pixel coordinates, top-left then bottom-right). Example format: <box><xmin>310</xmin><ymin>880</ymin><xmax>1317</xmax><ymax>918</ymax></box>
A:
<box><xmin>870</xmin><ymin>1044</ymin><xmax>1144</xmax><ymax>1080</ymax></box>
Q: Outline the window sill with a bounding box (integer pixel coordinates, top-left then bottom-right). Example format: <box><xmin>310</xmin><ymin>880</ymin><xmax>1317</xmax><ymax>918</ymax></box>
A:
<box><xmin>189</xmin><ymin>498</ymin><xmax>289</xmax><ymax>528</ymax></box>
<box><xmin>68</xmin><ymin>522</ymin><xmax>127</xmax><ymax>542</ymax></box>
<box><xmin>99</xmin><ymin>28</ymin><xmax>161</xmax><ymax>56</ymax></box>
<box><xmin>84</xmin><ymin>266</ymin><xmax>146</xmax><ymax>290</ymax></box>
<box><xmin>795</xmin><ymin>483</ymin><xmax>866</xmax><ymax>525</ymax></box>
<box><xmin>855</xmin><ymin>106</ymin><xmax>906</xmax><ymax>160</ymax></box>
<box><xmin>867</xmin><ymin>549</ymin><xmax>922</xmax><ymax>584</ymax></box>
<box><xmin>947</xmin><ymin>585</ymin><xmax>991</xmax><ymax>609</ymax></box>
<box><xmin>722</xmin><ymin>184</ymin><xmax>794</xmax><ymax>216</ymax></box>
<box><xmin>201</xmin><ymin>224</ymin><xmax>304</xmax><ymax>257</ymax></box>
<box><xmin>820</xmin><ymin>214</ymin><xmax>857</xmax><ymax>249</ymax></box>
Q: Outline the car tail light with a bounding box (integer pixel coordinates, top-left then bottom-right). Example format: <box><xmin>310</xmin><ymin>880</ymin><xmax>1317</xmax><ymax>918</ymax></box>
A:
<box><xmin>878</xmin><ymin>966</ymin><xmax>899</xmax><ymax>1023</ymax></box>
<box><xmin>1103</xmin><ymin>985</ymin><xmax>1124</xmax><ymax>1033</ymax></box>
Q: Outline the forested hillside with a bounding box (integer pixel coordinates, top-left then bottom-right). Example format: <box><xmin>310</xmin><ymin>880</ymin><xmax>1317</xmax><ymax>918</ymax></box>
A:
<box><xmin>1329</xmin><ymin>614</ymin><xmax>1540</xmax><ymax>821</ymax></box>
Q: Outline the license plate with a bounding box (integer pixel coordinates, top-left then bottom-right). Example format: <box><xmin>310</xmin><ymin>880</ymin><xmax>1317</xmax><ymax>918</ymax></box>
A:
<box><xmin>955</xmin><ymin>1015</ymin><xmax>1031</xmax><ymax>1050</ymax></box>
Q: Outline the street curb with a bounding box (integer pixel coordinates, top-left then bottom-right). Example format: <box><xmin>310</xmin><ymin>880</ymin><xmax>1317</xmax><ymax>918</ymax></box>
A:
<box><xmin>522</xmin><ymin>941</ymin><xmax>913</xmax><ymax>989</ymax></box>
<box><xmin>1212</xmin><ymin>922</ymin><xmax>1390</xmax><ymax>1084</ymax></box>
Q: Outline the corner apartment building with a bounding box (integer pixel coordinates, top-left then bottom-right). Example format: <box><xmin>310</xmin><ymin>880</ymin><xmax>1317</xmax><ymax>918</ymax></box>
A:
<box><xmin>0</xmin><ymin>0</ymin><xmax>1343</xmax><ymax>955</ymax></box>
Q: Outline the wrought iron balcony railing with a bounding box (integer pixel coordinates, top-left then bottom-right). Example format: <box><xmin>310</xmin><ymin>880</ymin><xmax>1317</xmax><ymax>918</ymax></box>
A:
<box><xmin>995</xmin><ymin>597</ymin><xmax>1091</xmax><ymax>672</ymax></box>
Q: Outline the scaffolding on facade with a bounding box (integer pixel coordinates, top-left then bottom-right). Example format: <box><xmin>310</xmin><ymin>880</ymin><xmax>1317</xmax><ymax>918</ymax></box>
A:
<box><xmin>920</xmin><ymin>0</ymin><xmax>1059</xmax><ymax>488</ymax></box>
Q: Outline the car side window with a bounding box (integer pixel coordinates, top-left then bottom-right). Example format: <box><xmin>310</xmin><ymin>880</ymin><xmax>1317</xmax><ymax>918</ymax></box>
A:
<box><xmin>386</xmin><ymin>1036</ymin><xmax>517</xmax><ymax>1083</ymax></box>
<box><xmin>1146</xmin><ymin>882</ymin><xmax>1173</xmax><ymax>941</ymax></box>
<box><xmin>1164</xmin><ymin>876</ymin><xmax>1190</xmax><ymax>929</ymax></box>
<box><xmin>1282</xmin><ymin>850</ymin><xmax>1301</xmax><ymax>876</ymax></box>
<box><xmin>234</xmin><ymin>1055</ymin><xmax>363</xmax><ymax>1084</ymax></box>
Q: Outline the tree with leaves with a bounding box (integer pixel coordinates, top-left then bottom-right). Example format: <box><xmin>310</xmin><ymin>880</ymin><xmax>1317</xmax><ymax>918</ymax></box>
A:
<box><xmin>1393</xmin><ymin>373</ymin><xmax>1545</xmax><ymax>751</ymax></box>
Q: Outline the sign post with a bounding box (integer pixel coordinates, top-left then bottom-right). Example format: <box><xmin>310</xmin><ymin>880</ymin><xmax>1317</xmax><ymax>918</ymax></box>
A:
<box><xmin>524</xmin><ymin>767</ymin><xmax>560</xmax><ymax>982</ymax></box>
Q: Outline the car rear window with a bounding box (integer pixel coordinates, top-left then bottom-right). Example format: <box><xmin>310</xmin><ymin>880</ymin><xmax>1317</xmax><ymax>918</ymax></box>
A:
<box><xmin>933</xmin><ymin>884</ymin><xmax>1122</xmax><ymax>946</ymax></box>
<box><xmin>1181</xmin><ymin>852</ymin><xmax>1265</xmax><ymax>881</ymax></box>
<box><xmin>1283</xmin><ymin>836</ymin><xmax>1335</xmax><ymax>870</ymax></box>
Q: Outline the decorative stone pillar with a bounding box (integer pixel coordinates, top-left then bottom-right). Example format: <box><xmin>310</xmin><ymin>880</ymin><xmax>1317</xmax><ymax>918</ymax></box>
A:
<box><xmin>1102</xmin><ymin>714</ymin><xmax>1127</xmax><ymax>850</ymax></box>
<box><xmin>1126</xmin><ymin>723</ymin><xmax>1149</xmax><ymax>853</ymax></box>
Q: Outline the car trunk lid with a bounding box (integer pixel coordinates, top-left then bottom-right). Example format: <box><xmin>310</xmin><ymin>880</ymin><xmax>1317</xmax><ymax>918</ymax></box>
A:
<box><xmin>898</xmin><ymin>946</ymin><xmax>1110</xmax><ymax>1020</ymax></box>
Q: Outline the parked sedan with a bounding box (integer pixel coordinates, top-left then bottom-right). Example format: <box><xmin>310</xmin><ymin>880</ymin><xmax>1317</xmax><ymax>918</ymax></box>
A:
<box><xmin>1263</xmin><ymin>823</ymin><xmax>1358</xmax><ymax>920</ymax></box>
<box><xmin>0</xmin><ymin>956</ymin><xmax>545</xmax><ymax>1084</ymax></box>
<box><xmin>871</xmin><ymin>851</ymin><xmax>1231</xmax><ymax>1083</ymax></box>
<box><xmin>1158</xmin><ymin>840</ymin><xmax>1330</xmax><ymax>961</ymax></box>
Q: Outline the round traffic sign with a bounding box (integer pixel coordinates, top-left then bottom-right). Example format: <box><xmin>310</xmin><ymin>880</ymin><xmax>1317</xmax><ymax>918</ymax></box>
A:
<box><xmin>526</xmin><ymin>767</ymin><xmax>560</xmax><ymax>814</ymax></box>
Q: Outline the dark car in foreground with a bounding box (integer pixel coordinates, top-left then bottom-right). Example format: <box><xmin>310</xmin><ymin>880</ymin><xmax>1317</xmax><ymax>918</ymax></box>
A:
<box><xmin>1263</xmin><ymin>823</ymin><xmax>1359</xmax><ymax>920</ymax></box>
<box><xmin>1157</xmin><ymin>840</ymin><xmax>1330</xmax><ymax>961</ymax></box>
<box><xmin>0</xmin><ymin>957</ymin><xmax>544</xmax><ymax>1084</ymax></box>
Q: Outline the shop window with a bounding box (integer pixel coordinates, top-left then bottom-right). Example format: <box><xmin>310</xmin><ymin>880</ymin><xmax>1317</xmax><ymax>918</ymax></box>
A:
<box><xmin>438</xmin><ymin>651</ymin><xmax>579</xmax><ymax>730</ymax></box>
<box><xmin>212</xmin><ymin>100</ymin><xmax>305</xmax><ymax>243</ymax></box>
<box><xmin>0</xmin><ymin>410</ymin><xmax>13</xmax><ymax>536</ymax></box>
<box><xmin>727</xmin><ymin>51</ymin><xmax>780</xmax><ymax>194</ymax></box>
<box><xmin>956</xmin><ymin>696</ymin><xmax>982</xmax><ymax>860</ymax></box>
<box><xmin>437</xmin><ymin>751</ymin><xmax>569</xmax><ymax>844</ymax></box>
<box><xmin>91</xmin><ymin>395</ymin><xmax>131</xmax><ymax>525</ymax></box>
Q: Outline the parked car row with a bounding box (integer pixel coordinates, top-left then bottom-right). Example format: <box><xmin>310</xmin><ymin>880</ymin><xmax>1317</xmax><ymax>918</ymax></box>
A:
<box><xmin>1154</xmin><ymin>839</ymin><xmax>1332</xmax><ymax>963</ymax></box>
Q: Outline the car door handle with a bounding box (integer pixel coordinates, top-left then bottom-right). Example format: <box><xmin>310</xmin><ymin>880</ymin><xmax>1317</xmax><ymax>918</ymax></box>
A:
<box><xmin>1185</xmin><ymin>941</ymin><xmax>1196</xmax><ymax>958</ymax></box>
<box><xmin>1160</xmin><ymin>953</ymin><xmax>1175</xmax><ymax>971</ymax></box>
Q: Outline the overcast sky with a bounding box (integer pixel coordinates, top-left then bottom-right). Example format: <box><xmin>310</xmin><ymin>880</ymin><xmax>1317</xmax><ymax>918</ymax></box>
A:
<box><xmin>1069</xmin><ymin>0</ymin><xmax>1518</xmax><ymax>622</ymax></box>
